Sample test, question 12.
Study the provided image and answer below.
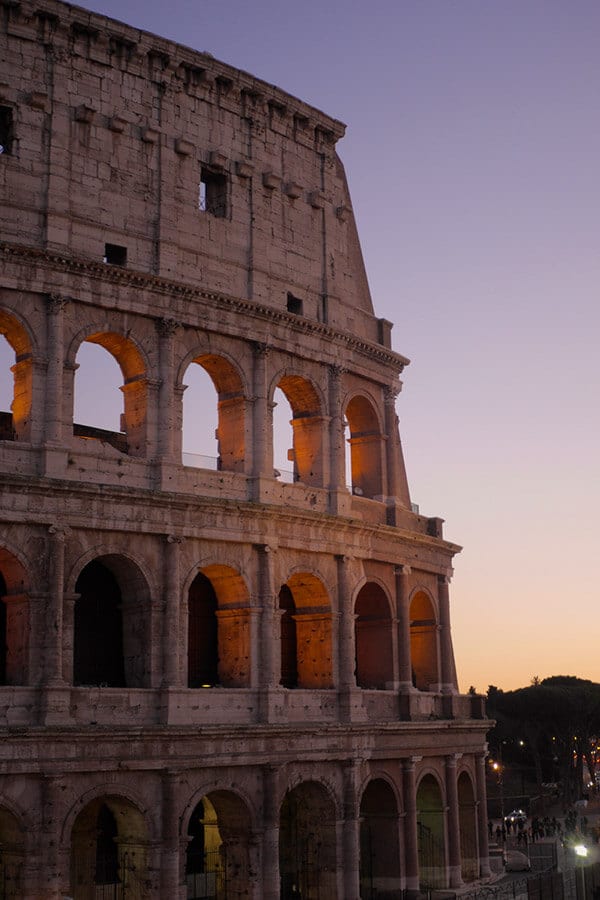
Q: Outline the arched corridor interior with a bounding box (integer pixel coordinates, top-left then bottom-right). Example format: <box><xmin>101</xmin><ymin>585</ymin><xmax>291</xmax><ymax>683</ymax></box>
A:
<box><xmin>188</xmin><ymin>573</ymin><xmax>219</xmax><ymax>688</ymax></box>
<box><xmin>458</xmin><ymin>772</ymin><xmax>478</xmax><ymax>882</ymax></box>
<box><xmin>0</xmin><ymin>806</ymin><xmax>24</xmax><ymax>899</ymax></box>
<box><xmin>359</xmin><ymin>779</ymin><xmax>401</xmax><ymax>900</ymax></box>
<box><xmin>186</xmin><ymin>792</ymin><xmax>252</xmax><ymax>900</ymax></box>
<box><xmin>279</xmin><ymin>585</ymin><xmax>298</xmax><ymax>688</ymax></box>
<box><xmin>416</xmin><ymin>774</ymin><xmax>446</xmax><ymax>890</ymax></box>
<box><xmin>74</xmin><ymin>560</ymin><xmax>126</xmax><ymax>688</ymax></box>
<box><xmin>344</xmin><ymin>395</ymin><xmax>383</xmax><ymax>499</ymax></box>
<box><xmin>410</xmin><ymin>591</ymin><xmax>439</xmax><ymax>691</ymax></box>
<box><xmin>354</xmin><ymin>583</ymin><xmax>394</xmax><ymax>689</ymax></box>
<box><xmin>279</xmin><ymin>782</ymin><xmax>337</xmax><ymax>900</ymax></box>
<box><xmin>70</xmin><ymin>796</ymin><xmax>148</xmax><ymax>898</ymax></box>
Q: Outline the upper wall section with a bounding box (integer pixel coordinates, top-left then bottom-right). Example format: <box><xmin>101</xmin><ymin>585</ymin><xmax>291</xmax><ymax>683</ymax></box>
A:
<box><xmin>0</xmin><ymin>0</ymin><xmax>387</xmax><ymax>343</ymax></box>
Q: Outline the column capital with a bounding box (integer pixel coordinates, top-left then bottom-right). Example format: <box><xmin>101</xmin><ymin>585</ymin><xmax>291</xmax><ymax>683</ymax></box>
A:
<box><xmin>394</xmin><ymin>564</ymin><xmax>411</xmax><ymax>576</ymax></box>
<box><xmin>328</xmin><ymin>363</ymin><xmax>347</xmax><ymax>379</ymax></box>
<box><xmin>48</xmin><ymin>523</ymin><xmax>71</xmax><ymax>540</ymax></box>
<box><xmin>252</xmin><ymin>340</ymin><xmax>271</xmax><ymax>358</ymax></box>
<box><xmin>155</xmin><ymin>317</ymin><xmax>182</xmax><ymax>337</ymax></box>
<box><xmin>46</xmin><ymin>293</ymin><xmax>70</xmax><ymax>312</ymax></box>
<box><xmin>438</xmin><ymin>572</ymin><xmax>453</xmax><ymax>585</ymax></box>
<box><xmin>166</xmin><ymin>534</ymin><xmax>186</xmax><ymax>545</ymax></box>
<box><xmin>383</xmin><ymin>383</ymin><xmax>400</xmax><ymax>403</ymax></box>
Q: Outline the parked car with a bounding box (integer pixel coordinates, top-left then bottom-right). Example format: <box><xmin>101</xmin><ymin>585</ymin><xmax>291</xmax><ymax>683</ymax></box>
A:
<box><xmin>504</xmin><ymin>849</ymin><xmax>531</xmax><ymax>872</ymax></box>
<box><xmin>505</xmin><ymin>808</ymin><xmax>527</xmax><ymax>826</ymax></box>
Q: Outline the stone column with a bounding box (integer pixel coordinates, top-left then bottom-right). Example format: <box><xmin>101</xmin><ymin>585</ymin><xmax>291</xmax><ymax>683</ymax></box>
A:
<box><xmin>155</xmin><ymin>318</ymin><xmax>181</xmax><ymax>467</ymax></box>
<box><xmin>438</xmin><ymin>575</ymin><xmax>457</xmax><ymax>694</ymax></box>
<box><xmin>44</xmin><ymin>524</ymin><xmax>69</xmax><ymax>686</ymax></box>
<box><xmin>395</xmin><ymin>565</ymin><xmax>413</xmax><ymax>690</ymax></box>
<box><xmin>250</xmin><ymin>343</ymin><xmax>272</xmax><ymax>500</ymax></box>
<box><xmin>445</xmin><ymin>754</ymin><xmax>463</xmax><ymax>889</ymax></box>
<box><xmin>161</xmin><ymin>769</ymin><xmax>185</xmax><ymax>898</ymax></box>
<box><xmin>475</xmin><ymin>753</ymin><xmax>491</xmax><ymax>877</ymax></box>
<box><xmin>163</xmin><ymin>535</ymin><xmax>185</xmax><ymax>690</ymax></box>
<box><xmin>328</xmin><ymin>365</ymin><xmax>347</xmax><ymax>514</ymax></box>
<box><xmin>336</xmin><ymin>554</ymin><xmax>360</xmax><ymax>722</ymax></box>
<box><xmin>262</xmin><ymin>764</ymin><xmax>280</xmax><ymax>900</ymax></box>
<box><xmin>40</xmin><ymin>775</ymin><xmax>65</xmax><ymax>898</ymax></box>
<box><xmin>44</xmin><ymin>294</ymin><xmax>67</xmax><ymax>446</ymax></box>
<box><xmin>383</xmin><ymin>384</ymin><xmax>411</xmax><ymax>513</ymax></box>
<box><xmin>402</xmin><ymin>757</ymin><xmax>421</xmax><ymax>895</ymax></box>
<box><xmin>256</xmin><ymin>544</ymin><xmax>279</xmax><ymax>721</ymax></box>
<box><xmin>341</xmin><ymin>760</ymin><xmax>361</xmax><ymax>900</ymax></box>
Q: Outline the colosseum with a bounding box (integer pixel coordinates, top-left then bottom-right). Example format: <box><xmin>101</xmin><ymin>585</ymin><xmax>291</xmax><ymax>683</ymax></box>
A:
<box><xmin>0</xmin><ymin>0</ymin><xmax>490</xmax><ymax>896</ymax></box>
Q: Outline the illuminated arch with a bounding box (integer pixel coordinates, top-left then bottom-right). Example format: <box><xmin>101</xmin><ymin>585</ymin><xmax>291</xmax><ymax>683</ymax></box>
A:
<box><xmin>409</xmin><ymin>589</ymin><xmax>439</xmax><ymax>692</ymax></box>
<box><xmin>416</xmin><ymin>773</ymin><xmax>447</xmax><ymax>890</ymax></box>
<box><xmin>344</xmin><ymin>393</ymin><xmax>384</xmax><ymax>499</ymax></box>
<box><xmin>272</xmin><ymin>372</ymin><xmax>326</xmax><ymax>486</ymax></box>
<box><xmin>354</xmin><ymin>581</ymin><xmax>394</xmax><ymax>689</ymax></box>
<box><xmin>70</xmin><ymin>328</ymin><xmax>149</xmax><ymax>457</ymax></box>
<box><xmin>181</xmin><ymin>351</ymin><xmax>247</xmax><ymax>472</ymax></box>
<box><xmin>279</xmin><ymin>572</ymin><xmax>333</xmax><ymax>689</ymax></box>
<box><xmin>0</xmin><ymin>307</ymin><xmax>35</xmax><ymax>442</ymax></box>
<box><xmin>188</xmin><ymin>564</ymin><xmax>251</xmax><ymax>688</ymax></box>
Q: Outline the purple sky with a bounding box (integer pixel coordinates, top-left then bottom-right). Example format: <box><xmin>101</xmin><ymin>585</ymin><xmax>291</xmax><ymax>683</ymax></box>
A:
<box><xmin>69</xmin><ymin>0</ymin><xmax>600</xmax><ymax>693</ymax></box>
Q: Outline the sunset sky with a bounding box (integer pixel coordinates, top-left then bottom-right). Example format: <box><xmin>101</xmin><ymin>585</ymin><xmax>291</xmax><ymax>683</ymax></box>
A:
<box><xmin>71</xmin><ymin>0</ymin><xmax>600</xmax><ymax>694</ymax></box>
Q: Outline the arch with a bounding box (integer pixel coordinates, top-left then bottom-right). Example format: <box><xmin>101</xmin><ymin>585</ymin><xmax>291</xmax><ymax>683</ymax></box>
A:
<box><xmin>457</xmin><ymin>771</ymin><xmax>478</xmax><ymax>882</ymax></box>
<box><xmin>188</xmin><ymin>565</ymin><xmax>251</xmax><ymax>688</ymax></box>
<box><xmin>359</xmin><ymin>778</ymin><xmax>401</xmax><ymax>900</ymax></box>
<box><xmin>410</xmin><ymin>590</ymin><xmax>439</xmax><ymax>691</ymax></box>
<box><xmin>354</xmin><ymin>582</ymin><xmax>394</xmax><ymax>689</ymax></box>
<box><xmin>69</xmin><ymin>794</ymin><xmax>149</xmax><ymax>899</ymax></box>
<box><xmin>0</xmin><ymin>545</ymin><xmax>30</xmax><ymax>686</ymax></box>
<box><xmin>181</xmin><ymin>351</ymin><xmax>247</xmax><ymax>472</ymax></box>
<box><xmin>273</xmin><ymin>372</ymin><xmax>326</xmax><ymax>486</ymax></box>
<box><xmin>416</xmin><ymin>773</ymin><xmax>446</xmax><ymax>890</ymax></box>
<box><xmin>0</xmin><ymin>804</ymin><xmax>25</xmax><ymax>898</ymax></box>
<box><xmin>185</xmin><ymin>790</ymin><xmax>254</xmax><ymax>900</ymax></box>
<box><xmin>73</xmin><ymin>554</ymin><xmax>152</xmax><ymax>688</ymax></box>
<box><xmin>344</xmin><ymin>393</ymin><xmax>384</xmax><ymax>499</ymax></box>
<box><xmin>279</xmin><ymin>780</ymin><xmax>337</xmax><ymax>899</ymax></box>
<box><xmin>0</xmin><ymin>307</ymin><xmax>35</xmax><ymax>442</ymax></box>
<box><xmin>278</xmin><ymin>572</ymin><xmax>333</xmax><ymax>689</ymax></box>
<box><xmin>71</xmin><ymin>328</ymin><xmax>149</xmax><ymax>457</ymax></box>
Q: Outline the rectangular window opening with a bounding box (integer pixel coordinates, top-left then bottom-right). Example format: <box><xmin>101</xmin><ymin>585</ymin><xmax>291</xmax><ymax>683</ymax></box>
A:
<box><xmin>0</xmin><ymin>106</ymin><xmax>14</xmax><ymax>156</ymax></box>
<box><xmin>286</xmin><ymin>293</ymin><xmax>303</xmax><ymax>316</ymax></box>
<box><xmin>103</xmin><ymin>243</ymin><xmax>127</xmax><ymax>266</ymax></box>
<box><xmin>199</xmin><ymin>169</ymin><xmax>227</xmax><ymax>217</ymax></box>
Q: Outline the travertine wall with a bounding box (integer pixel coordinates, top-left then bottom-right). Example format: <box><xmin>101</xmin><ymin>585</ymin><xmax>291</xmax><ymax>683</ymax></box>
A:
<box><xmin>0</xmin><ymin>2</ymin><xmax>490</xmax><ymax>898</ymax></box>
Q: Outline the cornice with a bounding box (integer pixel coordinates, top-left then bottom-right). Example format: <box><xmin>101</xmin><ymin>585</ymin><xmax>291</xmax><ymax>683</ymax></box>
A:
<box><xmin>0</xmin><ymin>242</ymin><xmax>410</xmax><ymax>372</ymax></box>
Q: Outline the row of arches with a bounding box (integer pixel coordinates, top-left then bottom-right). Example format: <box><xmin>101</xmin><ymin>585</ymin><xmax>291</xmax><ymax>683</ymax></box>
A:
<box><xmin>0</xmin><ymin>303</ymin><xmax>403</xmax><ymax>500</ymax></box>
<box><xmin>0</xmin><ymin>547</ymin><xmax>441</xmax><ymax>692</ymax></box>
<box><xmin>0</xmin><ymin>768</ymin><xmax>482</xmax><ymax>897</ymax></box>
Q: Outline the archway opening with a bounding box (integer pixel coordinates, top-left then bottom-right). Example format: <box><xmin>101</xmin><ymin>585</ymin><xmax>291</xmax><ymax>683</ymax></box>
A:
<box><xmin>417</xmin><ymin>774</ymin><xmax>446</xmax><ymax>890</ymax></box>
<box><xmin>354</xmin><ymin>583</ymin><xmax>393</xmax><ymax>689</ymax></box>
<box><xmin>74</xmin><ymin>556</ymin><xmax>150</xmax><ymax>688</ymax></box>
<box><xmin>0</xmin><ymin>546</ymin><xmax>29</xmax><ymax>686</ymax></box>
<box><xmin>410</xmin><ymin>591</ymin><xmax>439</xmax><ymax>691</ymax></box>
<box><xmin>344</xmin><ymin>395</ymin><xmax>383</xmax><ymax>499</ymax></box>
<box><xmin>182</xmin><ymin>354</ymin><xmax>245</xmax><ymax>472</ymax></box>
<box><xmin>70</xmin><ymin>796</ymin><xmax>148</xmax><ymax>898</ymax></box>
<box><xmin>273</xmin><ymin>376</ymin><xmax>324</xmax><ymax>486</ymax></box>
<box><xmin>188</xmin><ymin>573</ymin><xmax>219</xmax><ymax>687</ymax></box>
<box><xmin>0</xmin><ymin>806</ymin><xmax>25</xmax><ymax>899</ymax></box>
<box><xmin>186</xmin><ymin>791</ymin><xmax>252</xmax><ymax>900</ymax></box>
<box><xmin>73</xmin><ymin>333</ymin><xmax>147</xmax><ymax>456</ymax></box>
<box><xmin>458</xmin><ymin>772</ymin><xmax>478</xmax><ymax>882</ymax></box>
<box><xmin>0</xmin><ymin>310</ymin><xmax>33</xmax><ymax>442</ymax></box>
<box><xmin>281</xmin><ymin>573</ymin><xmax>333</xmax><ymax>689</ymax></box>
<box><xmin>359</xmin><ymin>779</ymin><xmax>401</xmax><ymax>900</ymax></box>
<box><xmin>279</xmin><ymin>585</ymin><xmax>297</xmax><ymax>688</ymax></box>
<box><xmin>279</xmin><ymin>782</ymin><xmax>337</xmax><ymax>899</ymax></box>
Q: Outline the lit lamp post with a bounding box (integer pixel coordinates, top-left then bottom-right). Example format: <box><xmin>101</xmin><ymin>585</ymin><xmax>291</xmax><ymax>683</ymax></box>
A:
<box><xmin>574</xmin><ymin>843</ymin><xmax>588</xmax><ymax>900</ymax></box>
<box><xmin>491</xmin><ymin>760</ymin><xmax>506</xmax><ymax>842</ymax></box>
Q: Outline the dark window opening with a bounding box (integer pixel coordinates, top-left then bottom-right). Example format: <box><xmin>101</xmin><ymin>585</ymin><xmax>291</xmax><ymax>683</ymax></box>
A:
<box><xmin>186</xmin><ymin>800</ymin><xmax>206</xmax><ymax>874</ymax></box>
<box><xmin>0</xmin><ymin>107</ymin><xmax>14</xmax><ymax>156</ymax></box>
<box><xmin>286</xmin><ymin>293</ymin><xmax>303</xmax><ymax>316</ymax></box>
<box><xmin>188</xmin><ymin>573</ymin><xmax>219</xmax><ymax>687</ymax></box>
<box><xmin>95</xmin><ymin>805</ymin><xmax>120</xmax><ymax>885</ymax></box>
<box><xmin>279</xmin><ymin>585</ymin><xmax>298</xmax><ymax>688</ymax></box>
<box><xmin>199</xmin><ymin>169</ymin><xmax>227</xmax><ymax>217</ymax></box>
<box><xmin>104</xmin><ymin>243</ymin><xmax>127</xmax><ymax>266</ymax></box>
<box><xmin>74</xmin><ymin>560</ymin><xmax>126</xmax><ymax>687</ymax></box>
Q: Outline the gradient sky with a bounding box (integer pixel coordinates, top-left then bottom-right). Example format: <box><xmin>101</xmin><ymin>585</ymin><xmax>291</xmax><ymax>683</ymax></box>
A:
<box><xmin>67</xmin><ymin>0</ymin><xmax>600</xmax><ymax>693</ymax></box>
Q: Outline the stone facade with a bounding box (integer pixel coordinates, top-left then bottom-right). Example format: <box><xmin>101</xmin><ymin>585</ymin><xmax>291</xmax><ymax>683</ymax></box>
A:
<box><xmin>0</xmin><ymin>1</ymin><xmax>490</xmax><ymax>897</ymax></box>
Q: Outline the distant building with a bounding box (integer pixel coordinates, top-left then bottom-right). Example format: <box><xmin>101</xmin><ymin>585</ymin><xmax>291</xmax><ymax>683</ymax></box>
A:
<box><xmin>0</xmin><ymin>1</ymin><xmax>489</xmax><ymax>896</ymax></box>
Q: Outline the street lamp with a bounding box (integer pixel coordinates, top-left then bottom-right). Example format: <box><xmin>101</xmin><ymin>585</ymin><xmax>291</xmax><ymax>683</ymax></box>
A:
<box><xmin>574</xmin><ymin>843</ymin><xmax>588</xmax><ymax>899</ymax></box>
<box><xmin>491</xmin><ymin>760</ymin><xmax>505</xmax><ymax>840</ymax></box>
